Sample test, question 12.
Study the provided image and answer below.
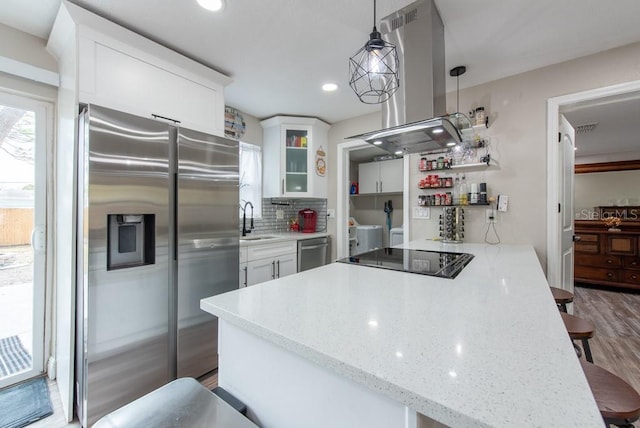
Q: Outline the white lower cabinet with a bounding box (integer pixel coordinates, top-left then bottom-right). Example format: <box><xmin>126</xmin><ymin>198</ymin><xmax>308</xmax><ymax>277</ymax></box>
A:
<box><xmin>244</xmin><ymin>241</ymin><xmax>297</xmax><ymax>286</ymax></box>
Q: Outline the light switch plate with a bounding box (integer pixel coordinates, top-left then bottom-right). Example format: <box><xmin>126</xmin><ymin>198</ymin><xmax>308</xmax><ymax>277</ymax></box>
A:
<box><xmin>276</xmin><ymin>209</ymin><xmax>284</xmax><ymax>219</ymax></box>
<box><xmin>413</xmin><ymin>207</ymin><xmax>430</xmax><ymax>219</ymax></box>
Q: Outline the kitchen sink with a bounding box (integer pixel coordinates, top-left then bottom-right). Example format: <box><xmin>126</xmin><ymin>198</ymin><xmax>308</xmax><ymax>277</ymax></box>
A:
<box><xmin>240</xmin><ymin>235</ymin><xmax>279</xmax><ymax>241</ymax></box>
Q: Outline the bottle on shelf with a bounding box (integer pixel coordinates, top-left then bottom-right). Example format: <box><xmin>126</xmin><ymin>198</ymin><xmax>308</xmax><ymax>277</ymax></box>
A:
<box><xmin>459</xmin><ymin>175</ymin><xmax>468</xmax><ymax>206</ymax></box>
<box><xmin>453</xmin><ymin>175</ymin><xmax>460</xmax><ymax>205</ymax></box>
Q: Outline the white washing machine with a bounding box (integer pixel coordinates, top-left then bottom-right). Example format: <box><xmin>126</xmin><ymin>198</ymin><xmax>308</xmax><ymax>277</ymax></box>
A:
<box><xmin>355</xmin><ymin>225</ymin><xmax>383</xmax><ymax>254</ymax></box>
<box><xmin>390</xmin><ymin>226</ymin><xmax>404</xmax><ymax>246</ymax></box>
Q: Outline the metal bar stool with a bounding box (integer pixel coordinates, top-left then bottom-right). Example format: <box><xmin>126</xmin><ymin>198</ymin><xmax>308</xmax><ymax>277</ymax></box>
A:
<box><xmin>561</xmin><ymin>312</ymin><xmax>595</xmax><ymax>363</ymax></box>
<box><xmin>550</xmin><ymin>286</ymin><xmax>574</xmax><ymax>312</ymax></box>
<box><xmin>581</xmin><ymin>360</ymin><xmax>640</xmax><ymax>427</ymax></box>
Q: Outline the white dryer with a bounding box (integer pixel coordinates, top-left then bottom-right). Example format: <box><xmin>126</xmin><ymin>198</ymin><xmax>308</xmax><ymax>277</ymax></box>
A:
<box><xmin>355</xmin><ymin>225</ymin><xmax>383</xmax><ymax>254</ymax></box>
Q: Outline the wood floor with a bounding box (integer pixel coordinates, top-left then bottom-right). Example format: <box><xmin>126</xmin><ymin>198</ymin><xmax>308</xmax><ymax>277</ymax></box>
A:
<box><xmin>573</xmin><ymin>284</ymin><xmax>640</xmax><ymax>394</ymax></box>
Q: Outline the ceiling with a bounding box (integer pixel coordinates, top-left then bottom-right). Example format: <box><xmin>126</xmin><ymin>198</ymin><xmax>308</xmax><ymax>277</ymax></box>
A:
<box><xmin>1</xmin><ymin>0</ymin><xmax>640</xmax><ymax>158</ymax></box>
<box><xmin>563</xmin><ymin>91</ymin><xmax>640</xmax><ymax>159</ymax></box>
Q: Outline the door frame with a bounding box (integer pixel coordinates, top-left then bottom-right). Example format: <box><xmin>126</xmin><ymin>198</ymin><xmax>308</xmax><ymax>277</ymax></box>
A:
<box><xmin>546</xmin><ymin>79</ymin><xmax>640</xmax><ymax>287</ymax></box>
<box><xmin>0</xmin><ymin>89</ymin><xmax>54</xmax><ymax>387</ymax></box>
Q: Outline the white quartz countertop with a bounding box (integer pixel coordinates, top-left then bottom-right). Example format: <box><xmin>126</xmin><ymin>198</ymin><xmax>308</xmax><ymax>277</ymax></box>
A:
<box><xmin>239</xmin><ymin>231</ymin><xmax>328</xmax><ymax>247</ymax></box>
<box><xmin>201</xmin><ymin>241</ymin><xmax>602</xmax><ymax>427</ymax></box>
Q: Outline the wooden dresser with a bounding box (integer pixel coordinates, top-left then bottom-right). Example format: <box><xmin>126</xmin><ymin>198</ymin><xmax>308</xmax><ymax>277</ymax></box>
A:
<box><xmin>574</xmin><ymin>220</ymin><xmax>640</xmax><ymax>291</ymax></box>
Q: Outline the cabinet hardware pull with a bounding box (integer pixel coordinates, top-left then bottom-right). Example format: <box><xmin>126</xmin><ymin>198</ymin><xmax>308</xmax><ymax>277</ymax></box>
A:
<box><xmin>607</xmin><ymin>273</ymin><xmax>613</xmax><ymax>278</ymax></box>
<box><xmin>376</xmin><ymin>182</ymin><xmax>378</xmax><ymax>193</ymax></box>
<box><xmin>272</xmin><ymin>261</ymin><xmax>275</xmax><ymax>279</ymax></box>
<box><xmin>632</xmin><ymin>275</ymin><xmax>638</xmax><ymax>280</ymax></box>
<box><xmin>607</xmin><ymin>260</ymin><xmax>613</xmax><ymax>264</ymax></box>
<box><xmin>243</xmin><ymin>266</ymin><xmax>248</xmax><ymax>287</ymax></box>
<box><xmin>380</xmin><ymin>181</ymin><xmax>383</xmax><ymax>192</ymax></box>
<box><xmin>276</xmin><ymin>260</ymin><xmax>280</xmax><ymax>278</ymax></box>
<box><xmin>282</xmin><ymin>179</ymin><xmax>285</xmax><ymax>194</ymax></box>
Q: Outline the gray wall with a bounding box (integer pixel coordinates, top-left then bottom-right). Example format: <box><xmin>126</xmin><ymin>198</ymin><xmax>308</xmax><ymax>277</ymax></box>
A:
<box><xmin>0</xmin><ymin>23</ymin><xmax>57</xmax><ymax>99</ymax></box>
<box><xmin>327</xmin><ymin>41</ymin><xmax>640</xmax><ymax>269</ymax></box>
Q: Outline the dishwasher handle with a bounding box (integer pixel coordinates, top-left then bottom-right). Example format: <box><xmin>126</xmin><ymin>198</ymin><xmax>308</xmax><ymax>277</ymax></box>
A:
<box><xmin>299</xmin><ymin>243</ymin><xmax>327</xmax><ymax>251</ymax></box>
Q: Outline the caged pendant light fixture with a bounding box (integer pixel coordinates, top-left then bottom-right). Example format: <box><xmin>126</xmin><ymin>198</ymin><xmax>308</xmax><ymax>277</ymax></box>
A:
<box><xmin>348</xmin><ymin>0</ymin><xmax>400</xmax><ymax>104</ymax></box>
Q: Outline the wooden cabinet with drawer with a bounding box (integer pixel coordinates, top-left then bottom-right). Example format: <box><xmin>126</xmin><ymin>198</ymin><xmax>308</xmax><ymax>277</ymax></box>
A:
<box><xmin>574</xmin><ymin>221</ymin><xmax>640</xmax><ymax>291</ymax></box>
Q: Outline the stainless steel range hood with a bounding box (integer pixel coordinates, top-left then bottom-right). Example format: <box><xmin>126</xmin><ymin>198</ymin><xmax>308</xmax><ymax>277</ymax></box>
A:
<box><xmin>348</xmin><ymin>0</ymin><xmax>461</xmax><ymax>155</ymax></box>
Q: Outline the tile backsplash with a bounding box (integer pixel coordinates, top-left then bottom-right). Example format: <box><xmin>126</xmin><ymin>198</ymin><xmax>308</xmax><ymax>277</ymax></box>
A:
<box><xmin>241</xmin><ymin>198</ymin><xmax>327</xmax><ymax>234</ymax></box>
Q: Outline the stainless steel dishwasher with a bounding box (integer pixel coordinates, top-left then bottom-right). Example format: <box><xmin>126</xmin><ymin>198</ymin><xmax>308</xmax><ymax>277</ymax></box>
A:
<box><xmin>297</xmin><ymin>236</ymin><xmax>330</xmax><ymax>272</ymax></box>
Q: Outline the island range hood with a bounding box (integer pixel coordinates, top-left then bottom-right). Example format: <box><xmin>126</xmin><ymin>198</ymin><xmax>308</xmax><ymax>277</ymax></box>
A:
<box><xmin>348</xmin><ymin>0</ymin><xmax>462</xmax><ymax>155</ymax></box>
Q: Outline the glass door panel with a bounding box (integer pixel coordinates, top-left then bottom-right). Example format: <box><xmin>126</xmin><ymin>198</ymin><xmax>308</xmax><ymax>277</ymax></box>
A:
<box><xmin>285</xmin><ymin>129</ymin><xmax>308</xmax><ymax>193</ymax></box>
<box><xmin>0</xmin><ymin>92</ymin><xmax>47</xmax><ymax>388</ymax></box>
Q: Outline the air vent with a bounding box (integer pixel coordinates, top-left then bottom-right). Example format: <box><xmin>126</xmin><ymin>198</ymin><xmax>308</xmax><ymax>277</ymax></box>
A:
<box><xmin>575</xmin><ymin>122</ymin><xmax>598</xmax><ymax>134</ymax></box>
<box><xmin>405</xmin><ymin>8</ymin><xmax>418</xmax><ymax>25</ymax></box>
<box><xmin>391</xmin><ymin>16</ymin><xmax>404</xmax><ymax>31</ymax></box>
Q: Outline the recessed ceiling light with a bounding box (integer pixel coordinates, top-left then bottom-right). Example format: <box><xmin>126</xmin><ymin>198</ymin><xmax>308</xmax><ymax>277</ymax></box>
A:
<box><xmin>446</xmin><ymin>142</ymin><xmax>456</xmax><ymax>147</ymax></box>
<box><xmin>433</xmin><ymin>128</ymin><xmax>443</xmax><ymax>134</ymax></box>
<box><xmin>372</xmin><ymin>140</ymin><xmax>383</xmax><ymax>145</ymax></box>
<box><xmin>197</xmin><ymin>0</ymin><xmax>225</xmax><ymax>12</ymax></box>
<box><xmin>322</xmin><ymin>83</ymin><xmax>338</xmax><ymax>92</ymax></box>
<box><xmin>394</xmin><ymin>150</ymin><xmax>403</xmax><ymax>155</ymax></box>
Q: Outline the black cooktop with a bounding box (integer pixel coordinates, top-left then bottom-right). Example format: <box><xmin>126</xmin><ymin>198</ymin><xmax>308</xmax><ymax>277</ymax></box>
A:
<box><xmin>337</xmin><ymin>248</ymin><xmax>474</xmax><ymax>279</ymax></box>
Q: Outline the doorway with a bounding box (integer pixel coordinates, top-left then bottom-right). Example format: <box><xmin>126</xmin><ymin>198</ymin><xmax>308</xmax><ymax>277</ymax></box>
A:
<box><xmin>546</xmin><ymin>79</ymin><xmax>640</xmax><ymax>290</ymax></box>
<box><xmin>0</xmin><ymin>90</ymin><xmax>52</xmax><ymax>388</ymax></box>
<box><xmin>336</xmin><ymin>140</ymin><xmax>410</xmax><ymax>259</ymax></box>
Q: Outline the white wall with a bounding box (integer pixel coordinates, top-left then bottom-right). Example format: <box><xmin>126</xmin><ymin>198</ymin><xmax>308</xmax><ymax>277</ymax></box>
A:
<box><xmin>327</xmin><ymin>41</ymin><xmax>640</xmax><ymax>269</ymax></box>
<box><xmin>575</xmin><ymin>170</ymin><xmax>640</xmax><ymax>217</ymax></box>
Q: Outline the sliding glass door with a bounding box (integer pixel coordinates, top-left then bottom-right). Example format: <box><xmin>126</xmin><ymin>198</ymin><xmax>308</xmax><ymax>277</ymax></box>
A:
<box><xmin>0</xmin><ymin>91</ymin><xmax>50</xmax><ymax>388</ymax></box>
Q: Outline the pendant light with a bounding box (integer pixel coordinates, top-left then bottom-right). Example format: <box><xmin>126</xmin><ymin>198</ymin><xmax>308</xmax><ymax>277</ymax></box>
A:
<box><xmin>348</xmin><ymin>0</ymin><xmax>400</xmax><ymax>104</ymax></box>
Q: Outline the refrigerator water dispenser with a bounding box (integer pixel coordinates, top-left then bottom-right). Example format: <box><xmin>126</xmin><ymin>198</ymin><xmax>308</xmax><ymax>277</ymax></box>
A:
<box><xmin>107</xmin><ymin>214</ymin><xmax>155</xmax><ymax>270</ymax></box>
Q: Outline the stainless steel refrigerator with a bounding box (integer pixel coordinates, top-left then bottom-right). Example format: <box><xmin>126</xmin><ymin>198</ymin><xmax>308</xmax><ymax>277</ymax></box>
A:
<box><xmin>75</xmin><ymin>105</ymin><xmax>239</xmax><ymax>427</ymax></box>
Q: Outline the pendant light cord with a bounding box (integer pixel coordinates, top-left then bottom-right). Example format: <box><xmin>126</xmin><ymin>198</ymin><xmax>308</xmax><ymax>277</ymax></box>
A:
<box><xmin>456</xmin><ymin>74</ymin><xmax>460</xmax><ymax>114</ymax></box>
<box><xmin>373</xmin><ymin>0</ymin><xmax>377</xmax><ymax>28</ymax></box>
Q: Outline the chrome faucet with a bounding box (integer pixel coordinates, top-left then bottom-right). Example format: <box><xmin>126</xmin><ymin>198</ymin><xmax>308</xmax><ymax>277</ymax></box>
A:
<box><xmin>241</xmin><ymin>201</ymin><xmax>254</xmax><ymax>237</ymax></box>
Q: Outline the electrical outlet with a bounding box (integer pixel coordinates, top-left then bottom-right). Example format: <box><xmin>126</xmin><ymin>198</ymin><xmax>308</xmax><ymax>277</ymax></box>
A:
<box><xmin>327</xmin><ymin>209</ymin><xmax>336</xmax><ymax>219</ymax></box>
<box><xmin>486</xmin><ymin>209</ymin><xmax>496</xmax><ymax>224</ymax></box>
<box><xmin>498</xmin><ymin>195</ymin><xmax>509</xmax><ymax>212</ymax></box>
<box><xmin>276</xmin><ymin>209</ymin><xmax>284</xmax><ymax>219</ymax></box>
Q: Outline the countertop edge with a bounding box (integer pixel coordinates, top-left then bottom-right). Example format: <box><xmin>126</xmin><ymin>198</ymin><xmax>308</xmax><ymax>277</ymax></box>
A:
<box><xmin>239</xmin><ymin>231</ymin><xmax>328</xmax><ymax>247</ymax></box>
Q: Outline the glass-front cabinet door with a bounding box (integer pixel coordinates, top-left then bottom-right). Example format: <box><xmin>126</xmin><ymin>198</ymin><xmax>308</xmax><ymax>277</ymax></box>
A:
<box><xmin>261</xmin><ymin>116</ymin><xmax>328</xmax><ymax>199</ymax></box>
<box><xmin>284</xmin><ymin>127</ymin><xmax>310</xmax><ymax>194</ymax></box>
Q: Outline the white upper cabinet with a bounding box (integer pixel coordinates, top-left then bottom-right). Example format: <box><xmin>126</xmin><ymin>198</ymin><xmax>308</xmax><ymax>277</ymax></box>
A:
<box><xmin>261</xmin><ymin>116</ymin><xmax>329</xmax><ymax>198</ymax></box>
<box><xmin>358</xmin><ymin>158</ymin><xmax>403</xmax><ymax>194</ymax></box>
<box><xmin>49</xmin><ymin>1</ymin><xmax>231</xmax><ymax>136</ymax></box>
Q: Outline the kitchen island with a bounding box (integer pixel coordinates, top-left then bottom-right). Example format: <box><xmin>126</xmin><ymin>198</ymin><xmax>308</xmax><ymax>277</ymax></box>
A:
<box><xmin>201</xmin><ymin>241</ymin><xmax>602</xmax><ymax>427</ymax></box>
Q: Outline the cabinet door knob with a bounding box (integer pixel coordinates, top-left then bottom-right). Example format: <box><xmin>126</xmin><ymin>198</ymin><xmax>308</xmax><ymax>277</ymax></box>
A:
<box><xmin>607</xmin><ymin>273</ymin><xmax>613</xmax><ymax>278</ymax></box>
<box><xmin>632</xmin><ymin>275</ymin><xmax>638</xmax><ymax>280</ymax></box>
<box><xmin>607</xmin><ymin>260</ymin><xmax>613</xmax><ymax>264</ymax></box>
<box><xmin>573</xmin><ymin>235</ymin><xmax>582</xmax><ymax>242</ymax></box>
